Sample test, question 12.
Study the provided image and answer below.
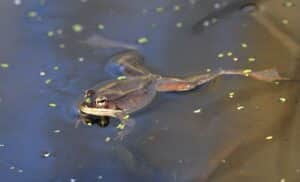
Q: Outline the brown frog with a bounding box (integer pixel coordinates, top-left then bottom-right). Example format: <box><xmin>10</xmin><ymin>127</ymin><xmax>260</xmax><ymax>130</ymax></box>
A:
<box><xmin>78</xmin><ymin>50</ymin><xmax>288</xmax><ymax>140</ymax></box>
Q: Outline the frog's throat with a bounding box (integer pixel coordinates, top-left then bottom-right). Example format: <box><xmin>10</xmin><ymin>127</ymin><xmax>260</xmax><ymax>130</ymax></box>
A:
<box><xmin>79</xmin><ymin>106</ymin><xmax>122</xmax><ymax>117</ymax></box>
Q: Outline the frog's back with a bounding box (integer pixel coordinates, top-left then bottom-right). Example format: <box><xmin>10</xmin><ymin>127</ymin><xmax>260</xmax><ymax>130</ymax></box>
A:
<box><xmin>93</xmin><ymin>75</ymin><xmax>158</xmax><ymax>113</ymax></box>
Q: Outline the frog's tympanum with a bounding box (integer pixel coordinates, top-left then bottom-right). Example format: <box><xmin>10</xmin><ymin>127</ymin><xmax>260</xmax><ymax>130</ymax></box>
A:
<box><xmin>78</xmin><ymin>50</ymin><xmax>289</xmax><ymax>140</ymax></box>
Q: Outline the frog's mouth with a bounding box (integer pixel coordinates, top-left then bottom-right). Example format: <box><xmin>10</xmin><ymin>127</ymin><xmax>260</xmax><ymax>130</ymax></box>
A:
<box><xmin>79</xmin><ymin>105</ymin><xmax>122</xmax><ymax>118</ymax></box>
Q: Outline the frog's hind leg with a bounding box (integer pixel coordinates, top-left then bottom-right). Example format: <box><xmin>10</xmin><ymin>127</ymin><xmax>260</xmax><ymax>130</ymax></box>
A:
<box><xmin>156</xmin><ymin>68</ymin><xmax>289</xmax><ymax>92</ymax></box>
<box><xmin>105</xmin><ymin>50</ymin><xmax>152</xmax><ymax>77</ymax></box>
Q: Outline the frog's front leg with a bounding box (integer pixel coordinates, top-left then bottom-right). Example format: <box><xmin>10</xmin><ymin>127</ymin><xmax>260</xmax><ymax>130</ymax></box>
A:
<box><xmin>105</xmin><ymin>50</ymin><xmax>152</xmax><ymax>78</ymax></box>
<box><xmin>114</xmin><ymin>112</ymin><xmax>136</xmax><ymax>141</ymax></box>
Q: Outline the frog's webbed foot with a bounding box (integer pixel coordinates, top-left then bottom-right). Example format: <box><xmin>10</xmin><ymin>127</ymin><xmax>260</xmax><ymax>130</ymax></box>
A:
<box><xmin>114</xmin><ymin>113</ymin><xmax>136</xmax><ymax>141</ymax></box>
<box><xmin>105</xmin><ymin>50</ymin><xmax>152</xmax><ymax>78</ymax></box>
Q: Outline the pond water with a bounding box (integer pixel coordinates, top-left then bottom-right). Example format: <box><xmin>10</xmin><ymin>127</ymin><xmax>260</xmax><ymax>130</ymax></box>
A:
<box><xmin>0</xmin><ymin>0</ymin><xmax>299</xmax><ymax>181</ymax></box>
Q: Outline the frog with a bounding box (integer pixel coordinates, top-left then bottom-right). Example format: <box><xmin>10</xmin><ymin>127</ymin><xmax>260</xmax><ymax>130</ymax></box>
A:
<box><xmin>78</xmin><ymin>50</ymin><xmax>289</xmax><ymax>140</ymax></box>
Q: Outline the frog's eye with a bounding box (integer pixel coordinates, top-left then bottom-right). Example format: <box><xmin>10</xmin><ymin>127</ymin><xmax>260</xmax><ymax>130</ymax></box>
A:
<box><xmin>84</xmin><ymin>89</ymin><xmax>95</xmax><ymax>97</ymax></box>
<box><xmin>95</xmin><ymin>96</ymin><xmax>108</xmax><ymax>106</ymax></box>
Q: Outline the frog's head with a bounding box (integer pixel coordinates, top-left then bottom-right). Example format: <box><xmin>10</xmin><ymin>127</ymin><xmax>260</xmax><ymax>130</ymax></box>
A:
<box><xmin>78</xmin><ymin>89</ymin><xmax>122</xmax><ymax>126</ymax></box>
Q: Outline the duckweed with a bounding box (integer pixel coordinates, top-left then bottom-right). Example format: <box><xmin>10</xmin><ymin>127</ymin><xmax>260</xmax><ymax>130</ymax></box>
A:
<box><xmin>0</xmin><ymin>63</ymin><xmax>9</xmax><ymax>68</ymax></box>
<box><xmin>156</xmin><ymin>7</ymin><xmax>164</xmax><ymax>13</ymax></box>
<box><xmin>45</xmin><ymin>79</ymin><xmax>52</xmax><ymax>84</ymax></box>
<box><xmin>248</xmin><ymin>57</ymin><xmax>256</xmax><ymax>62</ymax></box>
<box><xmin>176</xmin><ymin>22</ymin><xmax>183</xmax><ymax>28</ymax></box>
<box><xmin>123</xmin><ymin>114</ymin><xmax>130</xmax><ymax>120</ymax></box>
<box><xmin>116</xmin><ymin>123</ymin><xmax>125</xmax><ymax>130</ymax></box>
<box><xmin>279</xmin><ymin>97</ymin><xmax>287</xmax><ymax>103</ymax></box>
<box><xmin>117</xmin><ymin>76</ymin><xmax>127</xmax><ymax>80</ymax></box>
<box><xmin>48</xmin><ymin>103</ymin><xmax>57</xmax><ymax>108</ymax></box>
<box><xmin>72</xmin><ymin>24</ymin><xmax>83</xmax><ymax>32</ymax></box>
<box><xmin>137</xmin><ymin>37</ymin><xmax>149</xmax><ymax>44</ymax></box>
<box><xmin>241</xmin><ymin>43</ymin><xmax>248</xmax><ymax>48</ymax></box>
<box><xmin>47</xmin><ymin>31</ymin><xmax>54</xmax><ymax>37</ymax></box>
<box><xmin>265</xmin><ymin>136</ymin><xmax>273</xmax><ymax>140</ymax></box>
<box><xmin>28</xmin><ymin>11</ymin><xmax>38</xmax><ymax>18</ymax></box>
<box><xmin>173</xmin><ymin>5</ymin><xmax>181</xmax><ymax>11</ymax></box>
<box><xmin>217</xmin><ymin>53</ymin><xmax>224</xmax><ymax>58</ymax></box>
<box><xmin>193</xmin><ymin>108</ymin><xmax>202</xmax><ymax>113</ymax></box>
<box><xmin>227</xmin><ymin>52</ymin><xmax>233</xmax><ymax>56</ymax></box>
<box><xmin>228</xmin><ymin>92</ymin><xmax>235</xmax><ymax>98</ymax></box>
<box><xmin>98</xmin><ymin>24</ymin><xmax>105</xmax><ymax>30</ymax></box>
<box><xmin>243</xmin><ymin>69</ymin><xmax>252</xmax><ymax>76</ymax></box>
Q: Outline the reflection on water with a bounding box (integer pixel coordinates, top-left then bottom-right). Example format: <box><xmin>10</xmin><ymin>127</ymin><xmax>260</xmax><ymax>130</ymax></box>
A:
<box><xmin>0</xmin><ymin>0</ymin><xmax>300</xmax><ymax>181</ymax></box>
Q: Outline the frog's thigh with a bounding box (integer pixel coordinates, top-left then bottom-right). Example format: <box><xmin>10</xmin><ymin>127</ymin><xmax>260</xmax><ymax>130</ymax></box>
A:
<box><xmin>156</xmin><ymin>78</ymin><xmax>196</xmax><ymax>92</ymax></box>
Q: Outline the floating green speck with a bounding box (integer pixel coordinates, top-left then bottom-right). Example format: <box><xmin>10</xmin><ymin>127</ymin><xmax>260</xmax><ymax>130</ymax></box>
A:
<box><xmin>53</xmin><ymin>66</ymin><xmax>59</xmax><ymax>71</ymax></box>
<box><xmin>137</xmin><ymin>37</ymin><xmax>149</xmax><ymax>44</ymax></box>
<box><xmin>0</xmin><ymin>64</ymin><xmax>9</xmax><ymax>68</ymax></box>
<box><xmin>72</xmin><ymin>24</ymin><xmax>83</xmax><ymax>32</ymax></box>
<box><xmin>248</xmin><ymin>57</ymin><xmax>256</xmax><ymax>62</ymax></box>
<box><xmin>236</xmin><ymin>105</ymin><xmax>245</xmax><ymax>111</ymax></box>
<box><xmin>282</xmin><ymin>19</ymin><xmax>289</xmax><ymax>25</ymax></box>
<box><xmin>206</xmin><ymin>68</ymin><xmax>211</xmax><ymax>72</ymax></box>
<box><xmin>227</xmin><ymin>52</ymin><xmax>233</xmax><ymax>56</ymax></box>
<box><xmin>228</xmin><ymin>92</ymin><xmax>235</xmax><ymax>98</ymax></box>
<box><xmin>283</xmin><ymin>1</ymin><xmax>294</xmax><ymax>8</ymax></box>
<box><xmin>151</xmin><ymin>23</ymin><xmax>157</xmax><ymax>28</ymax></box>
<box><xmin>40</xmin><ymin>72</ymin><xmax>46</xmax><ymax>76</ymax></box>
<box><xmin>117</xmin><ymin>76</ymin><xmax>127</xmax><ymax>80</ymax></box>
<box><xmin>116</xmin><ymin>123</ymin><xmax>125</xmax><ymax>130</ymax></box>
<box><xmin>233</xmin><ymin>57</ymin><xmax>239</xmax><ymax>62</ymax></box>
<box><xmin>241</xmin><ymin>43</ymin><xmax>248</xmax><ymax>48</ymax></box>
<box><xmin>59</xmin><ymin>44</ymin><xmax>65</xmax><ymax>48</ymax></box>
<box><xmin>265</xmin><ymin>136</ymin><xmax>273</xmax><ymax>140</ymax></box>
<box><xmin>45</xmin><ymin>79</ymin><xmax>52</xmax><ymax>84</ymax></box>
<box><xmin>123</xmin><ymin>114</ymin><xmax>130</xmax><ymax>120</ymax></box>
<box><xmin>217</xmin><ymin>53</ymin><xmax>224</xmax><ymax>58</ymax></box>
<box><xmin>243</xmin><ymin>69</ymin><xmax>252</xmax><ymax>76</ymax></box>
<box><xmin>47</xmin><ymin>31</ymin><xmax>54</xmax><ymax>37</ymax></box>
<box><xmin>85</xmin><ymin>97</ymin><xmax>92</xmax><ymax>104</ymax></box>
<box><xmin>48</xmin><ymin>103</ymin><xmax>57</xmax><ymax>108</ymax></box>
<box><xmin>193</xmin><ymin>108</ymin><xmax>202</xmax><ymax>113</ymax></box>
<box><xmin>28</xmin><ymin>11</ymin><xmax>38</xmax><ymax>18</ymax></box>
<box><xmin>98</xmin><ymin>24</ymin><xmax>105</xmax><ymax>30</ymax></box>
<box><xmin>156</xmin><ymin>7</ymin><xmax>164</xmax><ymax>13</ymax></box>
<box><xmin>105</xmin><ymin>137</ymin><xmax>111</xmax><ymax>142</ymax></box>
<box><xmin>176</xmin><ymin>22</ymin><xmax>183</xmax><ymax>28</ymax></box>
<box><xmin>279</xmin><ymin>97</ymin><xmax>287</xmax><ymax>103</ymax></box>
<box><xmin>173</xmin><ymin>5</ymin><xmax>181</xmax><ymax>11</ymax></box>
